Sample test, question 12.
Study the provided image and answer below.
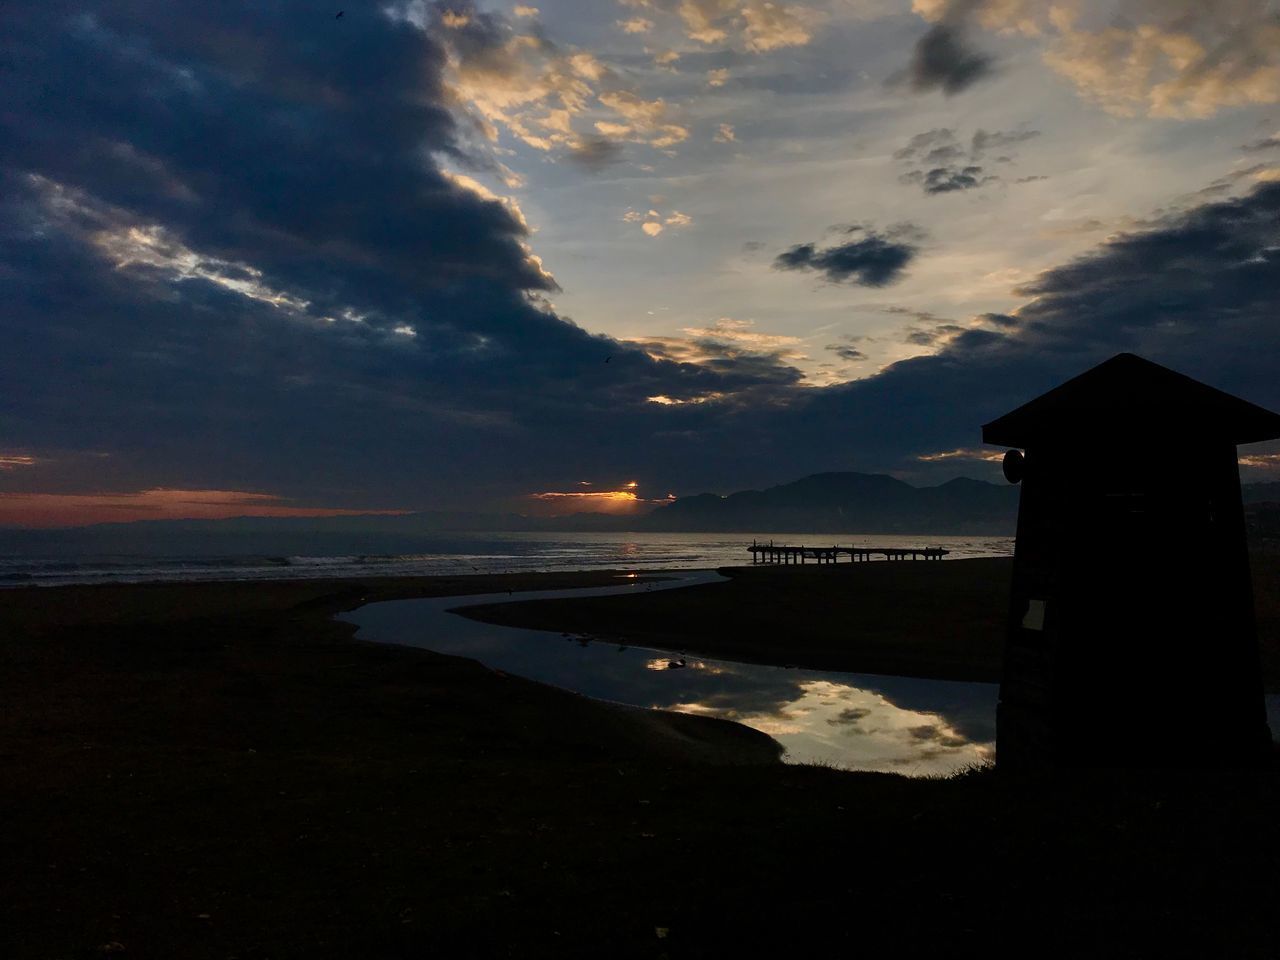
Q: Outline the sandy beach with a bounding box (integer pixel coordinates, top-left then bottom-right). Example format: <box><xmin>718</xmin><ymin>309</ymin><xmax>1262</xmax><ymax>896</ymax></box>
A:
<box><xmin>2</xmin><ymin>560</ymin><xmax>1279</xmax><ymax>957</ymax></box>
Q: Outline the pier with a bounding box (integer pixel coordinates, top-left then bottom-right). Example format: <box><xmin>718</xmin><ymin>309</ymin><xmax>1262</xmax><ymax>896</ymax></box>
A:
<box><xmin>748</xmin><ymin>540</ymin><xmax>949</xmax><ymax>564</ymax></box>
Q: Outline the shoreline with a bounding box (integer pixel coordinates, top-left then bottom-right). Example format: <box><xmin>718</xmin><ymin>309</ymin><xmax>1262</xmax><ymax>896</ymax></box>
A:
<box><xmin>457</xmin><ymin>559</ymin><xmax>1012</xmax><ymax>684</ymax></box>
<box><xmin>4</xmin><ymin>561</ymin><xmax>1280</xmax><ymax>956</ymax></box>
<box><xmin>0</xmin><ymin>532</ymin><xmax>1016</xmax><ymax>591</ymax></box>
<box><xmin>7</xmin><ymin>553</ymin><xmax>1278</xmax><ymax>687</ymax></box>
<box><xmin>6</xmin><ymin>550</ymin><xmax>1278</xmax><ymax>683</ymax></box>
<box><xmin>457</xmin><ymin>555</ymin><xmax>1280</xmax><ymax>690</ymax></box>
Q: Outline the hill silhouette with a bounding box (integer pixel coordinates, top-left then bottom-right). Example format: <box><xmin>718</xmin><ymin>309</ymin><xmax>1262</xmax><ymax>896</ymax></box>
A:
<box><xmin>636</xmin><ymin>472</ymin><xmax>1018</xmax><ymax>534</ymax></box>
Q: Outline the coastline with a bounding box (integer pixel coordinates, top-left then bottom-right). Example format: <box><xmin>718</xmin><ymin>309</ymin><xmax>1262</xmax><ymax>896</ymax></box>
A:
<box><xmin>459</xmin><ymin>554</ymin><xmax>1280</xmax><ymax>689</ymax></box>
<box><xmin>456</xmin><ymin>558</ymin><xmax>1011</xmax><ymax>683</ymax></box>
<box><xmin>3</xmin><ymin>562</ymin><xmax>1279</xmax><ymax>957</ymax></box>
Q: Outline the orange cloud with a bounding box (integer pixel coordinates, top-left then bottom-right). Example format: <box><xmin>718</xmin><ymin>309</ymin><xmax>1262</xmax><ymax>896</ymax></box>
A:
<box><xmin>1239</xmin><ymin>452</ymin><xmax>1280</xmax><ymax>470</ymax></box>
<box><xmin>526</xmin><ymin>484</ymin><xmax>673</xmax><ymax>515</ymax></box>
<box><xmin>913</xmin><ymin>0</ymin><xmax>1280</xmax><ymax>120</ymax></box>
<box><xmin>0</xmin><ymin>488</ymin><xmax>409</xmax><ymax>529</ymax></box>
<box><xmin>917</xmin><ymin>448</ymin><xmax>1006</xmax><ymax>463</ymax></box>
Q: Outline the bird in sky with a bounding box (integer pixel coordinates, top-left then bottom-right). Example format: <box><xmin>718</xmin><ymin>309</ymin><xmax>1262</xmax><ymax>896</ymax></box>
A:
<box><xmin>335</xmin><ymin>10</ymin><xmax>344</xmax><ymax>18</ymax></box>
<box><xmin>604</xmin><ymin>355</ymin><xmax>612</xmax><ymax>364</ymax></box>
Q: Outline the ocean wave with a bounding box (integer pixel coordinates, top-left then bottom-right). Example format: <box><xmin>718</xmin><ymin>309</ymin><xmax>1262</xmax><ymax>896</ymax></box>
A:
<box><xmin>0</xmin><ymin>533</ymin><xmax>1014</xmax><ymax>587</ymax></box>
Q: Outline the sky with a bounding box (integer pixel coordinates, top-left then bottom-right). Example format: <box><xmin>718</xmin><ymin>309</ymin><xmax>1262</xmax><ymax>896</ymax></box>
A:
<box><xmin>3</xmin><ymin>0</ymin><xmax>1280</xmax><ymax>525</ymax></box>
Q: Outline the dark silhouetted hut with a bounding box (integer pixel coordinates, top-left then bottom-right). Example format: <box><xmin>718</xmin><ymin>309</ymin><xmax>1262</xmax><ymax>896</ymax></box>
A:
<box><xmin>983</xmin><ymin>353</ymin><xmax>1280</xmax><ymax>769</ymax></box>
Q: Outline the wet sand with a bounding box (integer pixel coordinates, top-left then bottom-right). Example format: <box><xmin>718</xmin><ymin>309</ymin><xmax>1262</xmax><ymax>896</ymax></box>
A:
<box><xmin>461</xmin><ymin>557</ymin><xmax>1012</xmax><ymax>682</ymax></box>
<box><xmin>461</xmin><ymin>554</ymin><xmax>1280</xmax><ymax>688</ymax></box>
<box><xmin>2</xmin><ymin>563</ymin><xmax>1279</xmax><ymax>957</ymax></box>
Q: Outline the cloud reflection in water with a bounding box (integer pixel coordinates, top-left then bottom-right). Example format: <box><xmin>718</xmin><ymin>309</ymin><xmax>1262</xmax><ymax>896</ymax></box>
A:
<box><xmin>343</xmin><ymin>574</ymin><xmax>998</xmax><ymax>777</ymax></box>
<box><xmin>664</xmin><ymin>677</ymin><xmax>993</xmax><ymax>774</ymax></box>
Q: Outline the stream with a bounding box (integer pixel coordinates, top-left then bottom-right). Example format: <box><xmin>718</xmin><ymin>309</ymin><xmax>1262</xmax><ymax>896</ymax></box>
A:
<box><xmin>339</xmin><ymin>571</ymin><xmax>1000</xmax><ymax>775</ymax></box>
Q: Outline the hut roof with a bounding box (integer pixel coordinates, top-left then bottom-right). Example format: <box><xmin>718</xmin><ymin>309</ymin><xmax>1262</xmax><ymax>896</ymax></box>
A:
<box><xmin>982</xmin><ymin>353</ymin><xmax>1280</xmax><ymax>448</ymax></box>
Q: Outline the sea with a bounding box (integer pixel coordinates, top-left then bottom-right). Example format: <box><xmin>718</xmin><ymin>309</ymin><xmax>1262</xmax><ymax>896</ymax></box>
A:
<box><xmin>0</xmin><ymin>531</ymin><xmax>1015</xmax><ymax>587</ymax></box>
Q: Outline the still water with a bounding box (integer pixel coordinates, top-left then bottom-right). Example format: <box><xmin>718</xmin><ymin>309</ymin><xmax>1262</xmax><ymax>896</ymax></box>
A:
<box><xmin>1</xmin><ymin>532</ymin><xmax>1013</xmax><ymax>587</ymax></box>
<box><xmin>341</xmin><ymin>571</ymin><xmax>1000</xmax><ymax>776</ymax></box>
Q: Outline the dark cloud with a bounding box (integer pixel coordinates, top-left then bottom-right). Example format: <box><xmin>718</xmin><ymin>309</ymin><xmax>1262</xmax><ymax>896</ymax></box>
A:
<box><xmin>625</xmin><ymin>319</ymin><xmax>807</xmax><ymax>412</ymax></box>
<box><xmin>971</xmin><ymin>128</ymin><xmax>1040</xmax><ymax>153</ymax></box>
<box><xmin>917</xmin><ymin>165</ymin><xmax>995</xmax><ymax>194</ymax></box>
<box><xmin>856</xmin><ymin>678</ymin><xmax>997</xmax><ymax>744</ymax></box>
<box><xmin>903</xmin><ymin>323</ymin><xmax>965</xmax><ymax>346</ymax></box>
<box><xmin>598</xmin><ymin>178</ymin><xmax>1280</xmax><ymax>495</ymax></box>
<box><xmin>774</xmin><ymin>225</ymin><xmax>921</xmax><ymax>286</ymax></box>
<box><xmin>775</xmin><ymin>178</ymin><xmax>1280</xmax><ymax>485</ymax></box>
<box><xmin>647</xmin><ymin>663</ymin><xmax>812</xmax><ymax>721</ymax></box>
<box><xmin>1187</xmin><ymin>163</ymin><xmax>1275</xmax><ymax>203</ymax></box>
<box><xmin>895</xmin><ymin>125</ymin><xmax>1040</xmax><ymax>196</ymax></box>
<box><xmin>886</xmin><ymin>307</ymin><xmax>1006</xmax><ymax>346</ymax></box>
<box><xmin>1011</xmin><ymin>181</ymin><xmax>1280</xmax><ymax>353</ymax></box>
<box><xmin>893</xmin><ymin>128</ymin><xmax>957</xmax><ymax>161</ymax></box>
<box><xmin>565</xmin><ymin>136</ymin><xmax>624</xmax><ymax>171</ymax></box>
<box><xmin>826</xmin><ymin>706</ymin><xmax>872</xmax><ymax>726</ymax></box>
<box><xmin>900</xmin><ymin>5</ymin><xmax>994</xmax><ymax>96</ymax></box>
<box><xmin>978</xmin><ymin>312</ymin><xmax>1018</xmax><ymax>328</ymax></box>
<box><xmin>826</xmin><ymin>344</ymin><xmax>868</xmax><ymax>362</ymax></box>
<box><xmin>4</xmin><ymin>3</ymin><xmax>1280</xmax><ymax>511</ymax></box>
<box><xmin>883</xmin><ymin>307</ymin><xmax>945</xmax><ymax>322</ymax></box>
<box><xmin>636</xmin><ymin>334</ymin><xmax>804</xmax><ymax>395</ymax></box>
<box><xmin>725</xmin><ymin>173</ymin><xmax>1276</xmax><ymax>481</ymax></box>
<box><xmin>1242</xmin><ymin>134</ymin><xmax>1280</xmax><ymax>152</ymax></box>
<box><xmin>0</xmin><ymin>1</ymin><xmax>802</xmax><ymax>506</ymax></box>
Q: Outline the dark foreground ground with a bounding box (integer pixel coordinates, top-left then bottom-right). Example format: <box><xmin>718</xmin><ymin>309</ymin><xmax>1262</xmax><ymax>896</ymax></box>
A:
<box><xmin>2</xmin><ymin>562</ymin><xmax>1279</xmax><ymax>958</ymax></box>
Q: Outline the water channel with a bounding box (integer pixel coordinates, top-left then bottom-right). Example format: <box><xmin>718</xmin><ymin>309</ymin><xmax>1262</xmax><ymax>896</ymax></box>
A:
<box><xmin>343</xmin><ymin>570</ymin><xmax>1280</xmax><ymax>774</ymax></box>
<box><xmin>340</xmin><ymin>571</ymin><xmax>1000</xmax><ymax>776</ymax></box>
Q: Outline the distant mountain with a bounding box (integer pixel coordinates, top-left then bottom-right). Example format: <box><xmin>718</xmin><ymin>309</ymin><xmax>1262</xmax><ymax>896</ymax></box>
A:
<box><xmin>635</xmin><ymin>472</ymin><xmax>1018</xmax><ymax>534</ymax></box>
<box><xmin>11</xmin><ymin>474</ymin><xmax>1265</xmax><ymax>552</ymax></box>
<box><xmin>634</xmin><ymin>475</ymin><xmax>1280</xmax><ymax>535</ymax></box>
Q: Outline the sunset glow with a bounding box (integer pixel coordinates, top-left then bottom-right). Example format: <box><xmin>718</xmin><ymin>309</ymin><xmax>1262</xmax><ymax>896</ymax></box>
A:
<box><xmin>0</xmin><ymin>488</ymin><xmax>410</xmax><ymax>529</ymax></box>
<box><xmin>1239</xmin><ymin>452</ymin><xmax>1280</xmax><ymax>469</ymax></box>
<box><xmin>917</xmin><ymin>448</ymin><xmax>1008</xmax><ymax>464</ymax></box>
<box><xmin>530</xmin><ymin>490</ymin><xmax>641</xmax><ymax>504</ymax></box>
<box><xmin>527</xmin><ymin>484</ymin><xmax>676</xmax><ymax>515</ymax></box>
<box><xmin>3</xmin><ymin>0</ymin><xmax>1279</xmax><ymax>515</ymax></box>
<box><xmin>3</xmin><ymin>3</ymin><xmax>1279</xmax><ymax>954</ymax></box>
